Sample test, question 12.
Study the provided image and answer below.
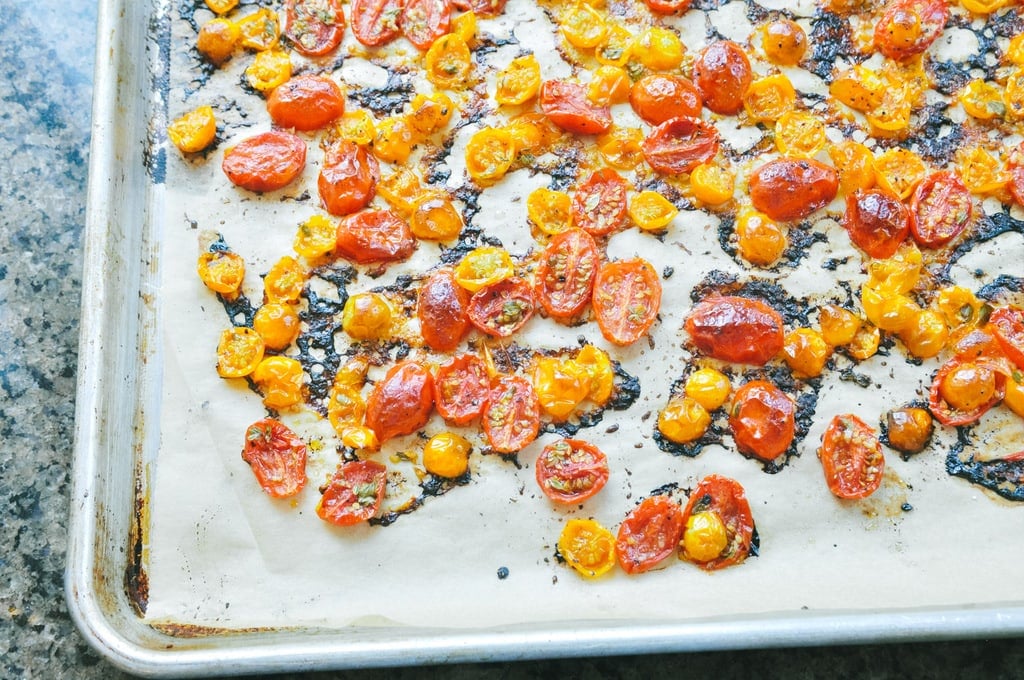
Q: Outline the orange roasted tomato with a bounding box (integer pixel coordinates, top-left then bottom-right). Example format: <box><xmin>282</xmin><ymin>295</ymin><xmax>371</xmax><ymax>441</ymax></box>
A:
<box><xmin>316</xmin><ymin>460</ymin><xmax>387</xmax><ymax>526</ymax></box>
<box><xmin>592</xmin><ymin>258</ymin><xmax>663</xmax><ymax>346</ymax></box>
<box><xmin>615</xmin><ymin>494</ymin><xmax>685</xmax><ymax>574</ymax></box>
<box><xmin>539</xmin><ymin>79</ymin><xmax>612</xmax><ymax>135</ymax></box>
<box><xmin>842</xmin><ymin>187</ymin><xmax>910</xmax><ymax>259</ymax></box>
<box><xmin>535</xmin><ymin>228</ymin><xmax>599</xmax><ymax>320</ymax></box>
<box><xmin>571</xmin><ymin>168</ymin><xmax>629</xmax><ymax>236</ymax></box>
<box><xmin>266</xmin><ymin>74</ymin><xmax>345</xmax><ymax>131</ymax></box>
<box><xmin>679</xmin><ymin>475</ymin><xmax>756</xmax><ymax>570</ymax></box>
<box><xmin>434</xmin><ymin>352</ymin><xmax>490</xmax><ymax>425</ymax></box>
<box><xmin>909</xmin><ymin>171</ymin><xmax>973</xmax><ymax>248</ymax></box>
<box><xmin>761</xmin><ymin>19</ymin><xmax>807</xmax><ymax>65</ymax></box>
<box><xmin>729</xmin><ymin>380</ymin><xmax>796</xmax><ymax>462</ymax></box>
<box><xmin>685</xmin><ymin>296</ymin><xmax>784</xmax><ymax>365</ymax></box>
<box><xmin>629</xmin><ymin>74</ymin><xmax>703</xmax><ymax>126</ymax></box>
<box><xmin>641</xmin><ymin>116</ymin><xmax>720</xmax><ymax>175</ymax></box>
<box><xmin>558</xmin><ymin>519</ymin><xmax>617</xmax><ymax>578</ymax></box>
<box><xmin>241</xmin><ymin>418</ymin><xmax>307</xmax><ymax>498</ymax></box>
<box><xmin>222</xmin><ymin>130</ymin><xmax>306</xmax><ymax>193</ymax></box>
<box><xmin>417</xmin><ymin>268</ymin><xmax>472</xmax><ymax>352</ymax></box>
<box><xmin>748</xmin><ymin>158</ymin><xmax>839</xmax><ymax>222</ymax></box>
<box><xmin>692</xmin><ymin>40</ymin><xmax>753</xmax><ymax>115</ymax></box>
<box><xmin>818</xmin><ymin>414</ymin><xmax>885</xmax><ymax>499</ymax></box>
<box><xmin>929</xmin><ymin>355</ymin><xmax>1007</xmax><ymax>426</ymax></box>
<box><xmin>535</xmin><ymin>439</ymin><xmax>610</xmax><ymax>504</ymax></box>
<box><xmin>318</xmin><ymin>140</ymin><xmax>379</xmax><ymax>217</ymax></box>
<box><xmin>365</xmin><ymin>361</ymin><xmax>435</xmax><ymax>443</ymax></box>
<box><xmin>483</xmin><ymin>375</ymin><xmax>541</xmax><ymax>453</ymax></box>
<box><xmin>335</xmin><ymin>208</ymin><xmax>416</xmax><ymax>264</ymax></box>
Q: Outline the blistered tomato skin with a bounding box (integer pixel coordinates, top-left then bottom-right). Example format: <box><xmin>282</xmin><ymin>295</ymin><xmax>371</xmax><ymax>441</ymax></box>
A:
<box><xmin>693</xmin><ymin>40</ymin><xmax>753</xmax><ymax>115</ymax></box>
<box><xmin>539</xmin><ymin>80</ymin><xmax>613</xmax><ymax>135</ymax></box>
<box><xmin>909</xmin><ymin>171</ymin><xmax>973</xmax><ymax>248</ymax></box>
<box><xmin>629</xmin><ymin>75</ymin><xmax>702</xmax><ymax>125</ymax></box>
<box><xmin>873</xmin><ymin>0</ymin><xmax>949</xmax><ymax>62</ymax></box>
<box><xmin>842</xmin><ymin>187</ymin><xmax>910</xmax><ymax>259</ymax></box>
<box><xmin>729</xmin><ymin>380</ymin><xmax>796</xmax><ymax>461</ymax></box>
<box><xmin>318</xmin><ymin>140</ymin><xmax>379</xmax><ymax>216</ymax></box>
<box><xmin>749</xmin><ymin>158</ymin><xmax>839</xmax><ymax>221</ymax></box>
<box><xmin>222</xmin><ymin>130</ymin><xmax>307</xmax><ymax>193</ymax></box>
<box><xmin>641</xmin><ymin>116</ymin><xmax>721</xmax><ymax>175</ymax></box>
<box><xmin>335</xmin><ymin>208</ymin><xmax>416</xmax><ymax>264</ymax></box>
<box><xmin>417</xmin><ymin>269</ymin><xmax>472</xmax><ymax>351</ymax></box>
<box><xmin>685</xmin><ymin>296</ymin><xmax>784</xmax><ymax>365</ymax></box>
<box><xmin>267</xmin><ymin>74</ymin><xmax>345</xmax><ymax>131</ymax></box>
<box><xmin>365</xmin><ymin>361</ymin><xmax>435</xmax><ymax>443</ymax></box>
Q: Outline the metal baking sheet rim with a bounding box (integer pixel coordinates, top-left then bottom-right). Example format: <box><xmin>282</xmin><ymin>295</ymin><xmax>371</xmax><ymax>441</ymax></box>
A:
<box><xmin>63</xmin><ymin>0</ymin><xmax>1024</xmax><ymax>675</ymax></box>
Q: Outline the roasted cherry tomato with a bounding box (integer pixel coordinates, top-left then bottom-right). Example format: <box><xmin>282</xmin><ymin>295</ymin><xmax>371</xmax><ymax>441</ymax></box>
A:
<box><xmin>592</xmin><ymin>258</ymin><xmax>662</xmax><ymax>346</ymax></box>
<box><xmin>351</xmin><ymin>0</ymin><xmax>405</xmax><ymax>46</ymax></box>
<box><xmin>483</xmin><ymin>375</ymin><xmax>540</xmax><ymax>453</ymax></box>
<box><xmin>539</xmin><ymin>80</ymin><xmax>612</xmax><ymax>135</ymax></box>
<box><xmin>748</xmin><ymin>158</ymin><xmax>839</xmax><ymax>222</ymax></box>
<box><xmin>222</xmin><ymin>130</ymin><xmax>306</xmax><ymax>193</ymax></box>
<box><xmin>535</xmin><ymin>228</ymin><xmax>599</xmax><ymax>319</ymax></box>
<box><xmin>535</xmin><ymin>438</ymin><xmax>609</xmax><ymax>504</ymax></box>
<box><xmin>399</xmin><ymin>0</ymin><xmax>451</xmax><ymax>50</ymax></box>
<box><xmin>842</xmin><ymin>187</ymin><xmax>910</xmax><ymax>259</ymax></box>
<box><xmin>318</xmin><ymin>140</ymin><xmax>379</xmax><ymax>216</ymax></box>
<box><xmin>629</xmin><ymin>75</ymin><xmax>702</xmax><ymax>126</ymax></box>
<box><xmin>761</xmin><ymin>19</ymin><xmax>807</xmax><ymax>66</ymax></box>
<box><xmin>615</xmin><ymin>494</ymin><xmax>685</xmax><ymax>574</ymax></box>
<box><xmin>335</xmin><ymin>208</ymin><xmax>415</xmax><ymax>264</ymax></box>
<box><xmin>909</xmin><ymin>171</ymin><xmax>972</xmax><ymax>248</ymax></box>
<box><xmin>693</xmin><ymin>40</ymin><xmax>753</xmax><ymax>115</ymax></box>
<box><xmin>571</xmin><ymin>169</ymin><xmax>629</xmax><ymax>236</ymax></box>
<box><xmin>316</xmin><ymin>460</ymin><xmax>387</xmax><ymax>526</ymax></box>
<box><xmin>467</xmin><ymin>277</ymin><xmax>536</xmax><ymax>337</ymax></box>
<box><xmin>874</xmin><ymin>0</ymin><xmax>949</xmax><ymax>62</ymax></box>
<box><xmin>284</xmin><ymin>0</ymin><xmax>345</xmax><ymax>56</ymax></box>
<box><xmin>885</xmin><ymin>406</ymin><xmax>933</xmax><ymax>455</ymax></box>
<box><xmin>365</xmin><ymin>361</ymin><xmax>435</xmax><ymax>442</ymax></box>
<box><xmin>641</xmin><ymin>116</ymin><xmax>720</xmax><ymax>175</ymax></box>
<box><xmin>685</xmin><ymin>296</ymin><xmax>784</xmax><ymax>365</ymax></box>
<box><xmin>990</xmin><ymin>306</ymin><xmax>1024</xmax><ymax>369</ymax></box>
<box><xmin>729</xmin><ymin>380</ymin><xmax>796</xmax><ymax>461</ymax></box>
<box><xmin>679</xmin><ymin>475</ymin><xmax>755</xmax><ymax>570</ymax></box>
<box><xmin>241</xmin><ymin>418</ymin><xmax>307</xmax><ymax>498</ymax></box>
<box><xmin>434</xmin><ymin>353</ymin><xmax>490</xmax><ymax>424</ymax></box>
<box><xmin>929</xmin><ymin>355</ymin><xmax>1007</xmax><ymax>426</ymax></box>
<box><xmin>1010</xmin><ymin>143</ymin><xmax>1024</xmax><ymax>206</ymax></box>
<box><xmin>558</xmin><ymin>519</ymin><xmax>617</xmax><ymax>578</ymax></box>
<box><xmin>452</xmin><ymin>0</ymin><xmax>507</xmax><ymax>16</ymax></box>
<box><xmin>417</xmin><ymin>268</ymin><xmax>472</xmax><ymax>351</ymax></box>
<box><xmin>643</xmin><ymin>0</ymin><xmax>691</xmax><ymax>12</ymax></box>
<box><xmin>267</xmin><ymin>74</ymin><xmax>345</xmax><ymax>131</ymax></box>
<box><xmin>819</xmin><ymin>414</ymin><xmax>885</xmax><ymax>499</ymax></box>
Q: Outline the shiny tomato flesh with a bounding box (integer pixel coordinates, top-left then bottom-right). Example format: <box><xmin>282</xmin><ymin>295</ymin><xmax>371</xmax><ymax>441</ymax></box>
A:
<box><xmin>241</xmin><ymin>418</ymin><xmax>307</xmax><ymax>498</ymax></box>
<box><xmin>222</xmin><ymin>130</ymin><xmax>306</xmax><ymax>193</ymax></box>
<box><xmin>434</xmin><ymin>353</ymin><xmax>490</xmax><ymax>425</ymax></box>
<box><xmin>285</xmin><ymin>0</ymin><xmax>345</xmax><ymax>57</ymax></box>
<box><xmin>365</xmin><ymin>361</ymin><xmax>435</xmax><ymax>442</ymax></box>
<box><xmin>483</xmin><ymin>375</ymin><xmax>540</xmax><ymax>453</ymax></box>
<box><xmin>629</xmin><ymin>75</ymin><xmax>702</xmax><ymax>125</ymax></box>
<box><xmin>535</xmin><ymin>438</ymin><xmax>609</xmax><ymax>504</ymax></box>
<box><xmin>316</xmin><ymin>460</ymin><xmax>387</xmax><ymax>526</ymax></box>
<box><xmin>749</xmin><ymin>158</ymin><xmax>839</xmax><ymax>222</ymax></box>
<box><xmin>467</xmin><ymin>277</ymin><xmax>536</xmax><ymax>337</ymax></box>
<box><xmin>571</xmin><ymin>169</ymin><xmax>629</xmax><ymax>236</ymax></box>
<box><xmin>842</xmin><ymin>187</ymin><xmax>910</xmax><ymax>259</ymax></box>
<box><xmin>592</xmin><ymin>258</ymin><xmax>663</xmax><ymax>346</ymax></box>
<box><xmin>540</xmin><ymin>80</ymin><xmax>613</xmax><ymax>135</ymax></box>
<box><xmin>644</xmin><ymin>0</ymin><xmax>692</xmax><ymax>12</ymax></box>
<box><xmin>729</xmin><ymin>380</ymin><xmax>796</xmax><ymax>461</ymax></box>
<box><xmin>335</xmin><ymin>208</ymin><xmax>416</xmax><ymax>264</ymax></box>
<box><xmin>929</xmin><ymin>356</ymin><xmax>1007</xmax><ymax>426</ymax></box>
<box><xmin>267</xmin><ymin>74</ymin><xmax>346</xmax><ymax>131</ymax></box>
<box><xmin>351</xmin><ymin>0</ymin><xmax>406</xmax><ymax>46</ymax></box>
<box><xmin>319</xmin><ymin>140</ymin><xmax>379</xmax><ymax>216</ymax></box>
<box><xmin>990</xmin><ymin>306</ymin><xmax>1024</xmax><ymax>370</ymax></box>
<box><xmin>681</xmin><ymin>475</ymin><xmax>755</xmax><ymax>570</ymax></box>
<box><xmin>874</xmin><ymin>0</ymin><xmax>949</xmax><ymax>62</ymax></box>
<box><xmin>819</xmin><ymin>414</ymin><xmax>884</xmax><ymax>499</ymax></box>
<box><xmin>399</xmin><ymin>0</ymin><xmax>451</xmax><ymax>50</ymax></box>
<box><xmin>641</xmin><ymin>116</ymin><xmax>720</xmax><ymax>175</ymax></box>
<box><xmin>693</xmin><ymin>40</ymin><xmax>752</xmax><ymax>115</ymax></box>
<box><xmin>909</xmin><ymin>171</ymin><xmax>972</xmax><ymax>248</ymax></box>
<box><xmin>535</xmin><ymin>228</ymin><xmax>599</xmax><ymax>319</ymax></box>
<box><xmin>685</xmin><ymin>296</ymin><xmax>784</xmax><ymax>365</ymax></box>
<box><xmin>417</xmin><ymin>268</ymin><xmax>472</xmax><ymax>351</ymax></box>
<box><xmin>615</xmin><ymin>494</ymin><xmax>685</xmax><ymax>574</ymax></box>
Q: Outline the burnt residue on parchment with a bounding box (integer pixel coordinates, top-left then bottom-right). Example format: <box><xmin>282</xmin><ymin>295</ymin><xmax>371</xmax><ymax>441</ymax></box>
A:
<box><xmin>805</xmin><ymin>10</ymin><xmax>859</xmax><ymax>80</ymax></box>
<box><xmin>297</xmin><ymin>263</ymin><xmax>356</xmax><ymax>406</ymax></box>
<box><xmin>349</xmin><ymin>69</ymin><xmax>416</xmax><ymax>116</ymax></box>
<box><xmin>942</xmin><ymin>210</ymin><xmax>1024</xmax><ymax>285</ymax></box>
<box><xmin>947</xmin><ymin>428</ymin><xmax>1024</xmax><ymax>502</ymax></box>
<box><xmin>689</xmin><ymin>270</ymin><xmax>812</xmax><ymax>328</ymax></box>
<box><xmin>371</xmin><ymin>472</ymin><xmax>473</xmax><ymax>527</ymax></box>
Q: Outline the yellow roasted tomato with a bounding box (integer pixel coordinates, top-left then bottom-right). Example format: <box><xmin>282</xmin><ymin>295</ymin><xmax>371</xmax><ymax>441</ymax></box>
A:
<box><xmin>684</xmin><ymin>368</ymin><xmax>731</xmax><ymax>411</ymax></box>
<box><xmin>168</xmin><ymin>106</ymin><xmax>217</xmax><ymax>153</ymax></box>
<box><xmin>628</xmin><ymin>190</ymin><xmax>678</xmax><ymax>231</ymax></box>
<box><xmin>494</xmin><ymin>54</ymin><xmax>541</xmax><ymax>105</ymax></box>
<box><xmin>533</xmin><ymin>356</ymin><xmax>592</xmax><ymax>420</ymax></box>
<box><xmin>465</xmin><ymin>127</ymin><xmax>516</xmax><ymax>185</ymax></box>
<box><xmin>658</xmin><ymin>395</ymin><xmax>711</xmax><ymax>444</ymax></box>
<box><xmin>293</xmin><ymin>214</ymin><xmax>337</xmax><ymax>259</ymax></box>
<box><xmin>245</xmin><ymin>49</ymin><xmax>291</xmax><ymax>92</ymax></box>
<box><xmin>454</xmin><ymin>246</ymin><xmax>515</xmax><ymax>291</ymax></box>
<box><xmin>197</xmin><ymin>249</ymin><xmax>245</xmax><ymax>297</ymax></box>
<box><xmin>424</xmin><ymin>34</ymin><xmax>473</xmax><ymax>89</ymax></box>
<box><xmin>216</xmin><ymin>326</ymin><xmax>265</xmax><ymax>378</ymax></box>
<box><xmin>197</xmin><ymin>17</ymin><xmax>240</xmax><ymax>65</ymax></box>
<box><xmin>422</xmin><ymin>432</ymin><xmax>472</xmax><ymax>477</ymax></box>
<box><xmin>252</xmin><ymin>355</ymin><xmax>304</xmax><ymax>409</ymax></box>
<box><xmin>342</xmin><ymin>292</ymin><xmax>393</xmax><ymax>340</ymax></box>
<box><xmin>253</xmin><ymin>302</ymin><xmax>301</xmax><ymax>350</ymax></box>
<box><xmin>558</xmin><ymin>518</ymin><xmax>616</xmax><ymax>578</ymax></box>
<box><xmin>743</xmin><ymin>73</ymin><xmax>797</xmax><ymax>123</ymax></box>
<box><xmin>690</xmin><ymin>163</ymin><xmax>735</xmax><ymax>206</ymax></box>
<box><xmin>264</xmin><ymin>256</ymin><xmax>307</xmax><ymax>304</ymax></box>
<box><xmin>527</xmin><ymin>187</ymin><xmax>573</xmax><ymax>235</ymax></box>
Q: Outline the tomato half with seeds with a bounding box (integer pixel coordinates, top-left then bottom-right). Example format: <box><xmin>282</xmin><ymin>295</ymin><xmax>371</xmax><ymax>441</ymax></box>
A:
<box><xmin>399</xmin><ymin>0</ymin><xmax>451</xmax><ymax>50</ymax></box>
<box><xmin>842</xmin><ymin>187</ymin><xmax>910</xmax><ymax>259</ymax></box>
<box><xmin>539</xmin><ymin>80</ymin><xmax>612</xmax><ymax>135</ymax></box>
<box><xmin>729</xmin><ymin>380</ymin><xmax>795</xmax><ymax>461</ymax></box>
<box><xmin>819</xmin><ymin>414</ymin><xmax>885</xmax><ymax>499</ymax></box>
<box><xmin>693</xmin><ymin>40</ymin><xmax>753</xmax><ymax>115</ymax></box>
<box><xmin>629</xmin><ymin>75</ymin><xmax>702</xmax><ymax>125</ymax></box>
<box><xmin>483</xmin><ymin>375</ymin><xmax>540</xmax><ymax>453</ymax></box>
<box><xmin>748</xmin><ymin>158</ymin><xmax>839</xmax><ymax>222</ymax></box>
<box><xmin>417</xmin><ymin>268</ymin><xmax>471</xmax><ymax>351</ymax></box>
<box><xmin>873</xmin><ymin>0</ymin><xmax>949</xmax><ymax>62</ymax></box>
<box><xmin>467</xmin><ymin>277</ymin><xmax>536</xmax><ymax>337</ymax></box>
<box><xmin>535</xmin><ymin>438</ymin><xmax>609</xmax><ymax>504</ymax></box>
<box><xmin>641</xmin><ymin>116</ymin><xmax>720</xmax><ymax>175</ymax></box>
<box><xmin>929</xmin><ymin>355</ymin><xmax>1008</xmax><ymax>426</ymax></box>
<box><xmin>680</xmin><ymin>475</ymin><xmax>755</xmax><ymax>570</ymax></box>
<box><xmin>535</xmin><ymin>228</ymin><xmax>599</xmax><ymax>319</ymax></box>
<box><xmin>267</xmin><ymin>75</ymin><xmax>346</xmax><ymax>131</ymax></box>
<box><xmin>434</xmin><ymin>353</ymin><xmax>490</xmax><ymax>424</ymax></box>
<box><xmin>365</xmin><ymin>361</ymin><xmax>435</xmax><ymax>442</ymax></box>
<box><xmin>241</xmin><ymin>418</ymin><xmax>307</xmax><ymax>498</ymax></box>
<box><xmin>615</xmin><ymin>494</ymin><xmax>685</xmax><ymax>574</ymax></box>
<box><xmin>592</xmin><ymin>258</ymin><xmax>663</xmax><ymax>346</ymax></box>
<box><xmin>319</xmin><ymin>140</ymin><xmax>379</xmax><ymax>216</ymax></box>
<box><xmin>909</xmin><ymin>171</ymin><xmax>972</xmax><ymax>248</ymax></box>
<box><xmin>284</xmin><ymin>0</ymin><xmax>345</xmax><ymax>57</ymax></box>
<box><xmin>222</xmin><ymin>130</ymin><xmax>306</xmax><ymax>193</ymax></box>
<box><xmin>316</xmin><ymin>460</ymin><xmax>387</xmax><ymax>526</ymax></box>
<box><xmin>685</xmin><ymin>296</ymin><xmax>784</xmax><ymax>365</ymax></box>
<box><xmin>335</xmin><ymin>208</ymin><xmax>415</xmax><ymax>264</ymax></box>
<box><xmin>990</xmin><ymin>306</ymin><xmax>1024</xmax><ymax>370</ymax></box>
<box><xmin>571</xmin><ymin>169</ymin><xmax>629</xmax><ymax>236</ymax></box>
<box><xmin>351</xmin><ymin>0</ymin><xmax>405</xmax><ymax>46</ymax></box>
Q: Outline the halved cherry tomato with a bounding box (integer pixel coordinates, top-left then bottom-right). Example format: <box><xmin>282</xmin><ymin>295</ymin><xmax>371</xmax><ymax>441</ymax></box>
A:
<box><xmin>467</xmin><ymin>277</ymin><xmax>536</xmax><ymax>337</ymax></box>
<box><xmin>318</xmin><ymin>140</ymin><xmax>379</xmax><ymax>216</ymax></box>
<box><xmin>399</xmin><ymin>0</ymin><xmax>452</xmax><ymax>50</ymax></box>
<box><xmin>284</xmin><ymin>0</ymin><xmax>345</xmax><ymax>57</ymax></box>
<box><xmin>335</xmin><ymin>208</ymin><xmax>416</xmax><ymax>264</ymax></box>
<box><xmin>535</xmin><ymin>439</ymin><xmax>609</xmax><ymax>504</ymax></box>
<box><xmin>679</xmin><ymin>475</ymin><xmax>755</xmax><ymax>570</ymax></box>
<box><xmin>592</xmin><ymin>259</ymin><xmax>662</xmax><ymax>346</ymax></box>
<box><xmin>729</xmin><ymin>380</ymin><xmax>795</xmax><ymax>461</ymax></box>
<box><xmin>535</xmin><ymin>228</ymin><xmax>599</xmax><ymax>319</ymax></box>
<box><xmin>685</xmin><ymin>296</ymin><xmax>784</xmax><ymax>365</ymax></box>
<box><xmin>842</xmin><ymin>187</ymin><xmax>910</xmax><ymax>259</ymax></box>
<box><xmin>909</xmin><ymin>171</ymin><xmax>973</xmax><ymax>248</ymax></box>
<box><xmin>615</xmin><ymin>494</ymin><xmax>685</xmax><ymax>574</ymax></box>
<box><xmin>417</xmin><ymin>268</ymin><xmax>471</xmax><ymax>351</ymax></box>
<box><xmin>644</xmin><ymin>0</ymin><xmax>691</xmax><ymax>13</ymax></box>
<box><xmin>929</xmin><ymin>351</ymin><xmax>1009</xmax><ymax>426</ymax></box>
<box><xmin>434</xmin><ymin>353</ymin><xmax>490</xmax><ymax>424</ymax></box>
<box><xmin>539</xmin><ymin>80</ymin><xmax>612</xmax><ymax>135</ymax></box>
<box><xmin>365</xmin><ymin>361</ymin><xmax>435</xmax><ymax>442</ymax></box>
<box><xmin>267</xmin><ymin>75</ymin><xmax>345</xmax><ymax>131</ymax></box>
<box><xmin>241</xmin><ymin>418</ymin><xmax>307</xmax><ymax>498</ymax></box>
<box><xmin>693</xmin><ymin>40</ymin><xmax>753</xmax><ymax>115</ymax></box>
<box><xmin>629</xmin><ymin>75</ymin><xmax>702</xmax><ymax>126</ymax></box>
<box><xmin>641</xmin><ymin>116</ymin><xmax>720</xmax><ymax>175</ymax></box>
<box><xmin>990</xmin><ymin>306</ymin><xmax>1024</xmax><ymax>369</ymax></box>
<box><xmin>874</xmin><ymin>0</ymin><xmax>949</xmax><ymax>62</ymax></box>
<box><xmin>818</xmin><ymin>414</ymin><xmax>885</xmax><ymax>499</ymax></box>
<box><xmin>453</xmin><ymin>0</ymin><xmax>506</xmax><ymax>16</ymax></box>
<box><xmin>571</xmin><ymin>169</ymin><xmax>629</xmax><ymax>236</ymax></box>
<box><xmin>222</xmin><ymin>130</ymin><xmax>306</xmax><ymax>193</ymax></box>
<box><xmin>483</xmin><ymin>375</ymin><xmax>540</xmax><ymax>453</ymax></box>
<box><xmin>558</xmin><ymin>519</ymin><xmax>616</xmax><ymax>578</ymax></box>
<box><xmin>748</xmin><ymin>158</ymin><xmax>839</xmax><ymax>222</ymax></box>
<box><xmin>316</xmin><ymin>460</ymin><xmax>387</xmax><ymax>526</ymax></box>
<box><xmin>351</xmin><ymin>0</ymin><xmax>405</xmax><ymax>46</ymax></box>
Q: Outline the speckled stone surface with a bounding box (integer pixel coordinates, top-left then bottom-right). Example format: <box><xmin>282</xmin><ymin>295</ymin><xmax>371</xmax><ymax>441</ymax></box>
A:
<box><xmin>2</xmin><ymin>0</ymin><xmax>1024</xmax><ymax>678</ymax></box>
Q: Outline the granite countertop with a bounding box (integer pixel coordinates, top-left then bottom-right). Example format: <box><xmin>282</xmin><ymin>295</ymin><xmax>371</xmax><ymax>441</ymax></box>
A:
<box><xmin>1</xmin><ymin>0</ymin><xmax>1023</xmax><ymax>677</ymax></box>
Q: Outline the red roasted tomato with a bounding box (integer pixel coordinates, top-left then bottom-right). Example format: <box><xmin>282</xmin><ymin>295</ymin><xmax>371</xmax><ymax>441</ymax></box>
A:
<box><xmin>819</xmin><ymin>414</ymin><xmax>885</xmax><ymax>499</ymax></box>
<box><xmin>267</xmin><ymin>75</ymin><xmax>346</xmax><ymax>131</ymax></box>
<box><xmin>535</xmin><ymin>228</ymin><xmax>599</xmax><ymax>319</ymax></box>
<box><xmin>539</xmin><ymin>80</ymin><xmax>613</xmax><ymax>135</ymax></box>
<box><xmin>316</xmin><ymin>460</ymin><xmax>387</xmax><ymax>526</ymax></box>
<box><xmin>909</xmin><ymin>171</ymin><xmax>972</xmax><ymax>248</ymax></box>
<box><xmin>592</xmin><ymin>258</ymin><xmax>663</xmax><ymax>346</ymax></box>
<box><xmin>241</xmin><ymin>418</ymin><xmax>307</xmax><ymax>498</ymax></box>
<box><xmin>222</xmin><ymin>130</ymin><xmax>306</xmax><ymax>193</ymax></box>
<box><xmin>644</xmin><ymin>0</ymin><xmax>691</xmax><ymax>12</ymax></box>
<box><xmin>399</xmin><ymin>0</ymin><xmax>451</xmax><ymax>50</ymax></box>
<box><xmin>641</xmin><ymin>116</ymin><xmax>720</xmax><ymax>175</ymax></box>
<box><xmin>285</xmin><ymin>0</ymin><xmax>345</xmax><ymax>56</ymax></box>
<box><xmin>629</xmin><ymin>75</ymin><xmax>702</xmax><ymax>125</ymax></box>
<box><xmin>483</xmin><ymin>375</ymin><xmax>540</xmax><ymax>453</ymax></box>
<box><xmin>685</xmin><ymin>296</ymin><xmax>784</xmax><ymax>365</ymax></box>
<box><xmin>535</xmin><ymin>438</ymin><xmax>610</xmax><ymax>504</ymax></box>
<box><xmin>434</xmin><ymin>353</ymin><xmax>490</xmax><ymax>425</ymax></box>
<box><xmin>873</xmin><ymin>0</ymin><xmax>949</xmax><ymax>62</ymax></box>
<box><xmin>319</xmin><ymin>140</ymin><xmax>379</xmax><ymax>216</ymax></box>
<box><xmin>365</xmin><ymin>361</ymin><xmax>435</xmax><ymax>442</ymax></box>
<box><xmin>615</xmin><ymin>494</ymin><xmax>685</xmax><ymax>574</ymax></box>
<box><xmin>692</xmin><ymin>40</ymin><xmax>753</xmax><ymax>115</ymax></box>
<box><xmin>729</xmin><ymin>380</ymin><xmax>796</xmax><ymax>461</ymax></box>
<box><xmin>351</xmin><ymin>0</ymin><xmax>406</xmax><ymax>46</ymax></box>
<box><xmin>571</xmin><ymin>169</ymin><xmax>629</xmax><ymax>236</ymax></box>
<box><xmin>842</xmin><ymin>187</ymin><xmax>910</xmax><ymax>259</ymax></box>
<box><xmin>467</xmin><ymin>277</ymin><xmax>536</xmax><ymax>337</ymax></box>
<box><xmin>335</xmin><ymin>208</ymin><xmax>416</xmax><ymax>264</ymax></box>
<box><xmin>990</xmin><ymin>306</ymin><xmax>1024</xmax><ymax>370</ymax></box>
<box><xmin>679</xmin><ymin>475</ymin><xmax>755</xmax><ymax>570</ymax></box>
<box><xmin>748</xmin><ymin>158</ymin><xmax>839</xmax><ymax>222</ymax></box>
<box><xmin>417</xmin><ymin>268</ymin><xmax>472</xmax><ymax>351</ymax></box>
